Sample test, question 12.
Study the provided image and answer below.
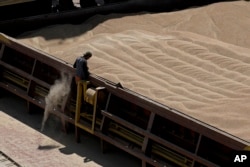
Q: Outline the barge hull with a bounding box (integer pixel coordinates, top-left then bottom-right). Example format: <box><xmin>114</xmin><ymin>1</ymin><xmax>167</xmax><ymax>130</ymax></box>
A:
<box><xmin>0</xmin><ymin>33</ymin><xmax>249</xmax><ymax>167</ymax></box>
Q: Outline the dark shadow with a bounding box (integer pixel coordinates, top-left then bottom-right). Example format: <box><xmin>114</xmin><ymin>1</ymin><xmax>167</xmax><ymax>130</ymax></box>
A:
<box><xmin>0</xmin><ymin>0</ymin><xmax>236</xmax><ymax>37</ymax></box>
<box><xmin>38</xmin><ymin>145</ymin><xmax>60</xmax><ymax>150</ymax></box>
<box><xmin>0</xmin><ymin>91</ymin><xmax>141</xmax><ymax>167</ymax></box>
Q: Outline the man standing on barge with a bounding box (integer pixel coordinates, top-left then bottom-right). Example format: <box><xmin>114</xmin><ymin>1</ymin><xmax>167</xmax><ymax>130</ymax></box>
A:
<box><xmin>73</xmin><ymin>51</ymin><xmax>92</xmax><ymax>84</ymax></box>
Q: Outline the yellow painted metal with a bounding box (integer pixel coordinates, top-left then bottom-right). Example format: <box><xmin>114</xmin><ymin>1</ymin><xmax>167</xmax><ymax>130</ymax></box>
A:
<box><xmin>85</xmin><ymin>88</ymin><xmax>96</xmax><ymax>105</ymax></box>
<box><xmin>80</xmin><ymin>112</ymin><xmax>102</xmax><ymax>125</ymax></box>
<box><xmin>152</xmin><ymin>143</ymin><xmax>192</xmax><ymax>167</ymax></box>
<box><xmin>75</xmin><ymin>81</ymin><xmax>85</xmax><ymax>130</ymax></box>
<box><xmin>108</xmin><ymin>122</ymin><xmax>143</xmax><ymax>146</ymax></box>
<box><xmin>244</xmin><ymin>146</ymin><xmax>250</xmax><ymax>151</ymax></box>
<box><xmin>75</xmin><ymin>80</ymin><xmax>99</xmax><ymax>134</ymax></box>
<box><xmin>75</xmin><ymin>81</ymin><xmax>82</xmax><ymax>126</ymax></box>
<box><xmin>104</xmin><ymin>120</ymin><xmax>192</xmax><ymax>167</ymax></box>
<box><xmin>0</xmin><ymin>33</ymin><xmax>11</xmax><ymax>45</ymax></box>
<box><xmin>76</xmin><ymin>123</ymin><xmax>94</xmax><ymax>134</ymax></box>
<box><xmin>2</xmin><ymin>70</ymin><xmax>29</xmax><ymax>89</ymax></box>
<box><xmin>34</xmin><ymin>85</ymin><xmax>48</xmax><ymax>97</ymax></box>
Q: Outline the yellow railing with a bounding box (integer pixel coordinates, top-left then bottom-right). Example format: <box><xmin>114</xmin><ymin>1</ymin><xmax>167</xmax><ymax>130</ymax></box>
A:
<box><xmin>75</xmin><ymin>81</ymin><xmax>99</xmax><ymax>134</ymax></box>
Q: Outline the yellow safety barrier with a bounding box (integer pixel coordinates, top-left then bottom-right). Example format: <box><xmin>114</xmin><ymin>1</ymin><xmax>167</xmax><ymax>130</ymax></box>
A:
<box><xmin>75</xmin><ymin>80</ymin><xmax>102</xmax><ymax>134</ymax></box>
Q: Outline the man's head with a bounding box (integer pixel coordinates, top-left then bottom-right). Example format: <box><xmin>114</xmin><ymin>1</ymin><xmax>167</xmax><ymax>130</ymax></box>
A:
<box><xmin>83</xmin><ymin>51</ymin><xmax>92</xmax><ymax>60</ymax></box>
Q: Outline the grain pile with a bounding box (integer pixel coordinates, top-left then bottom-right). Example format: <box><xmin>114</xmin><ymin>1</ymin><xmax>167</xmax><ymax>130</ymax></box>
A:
<box><xmin>18</xmin><ymin>1</ymin><xmax>250</xmax><ymax>142</ymax></box>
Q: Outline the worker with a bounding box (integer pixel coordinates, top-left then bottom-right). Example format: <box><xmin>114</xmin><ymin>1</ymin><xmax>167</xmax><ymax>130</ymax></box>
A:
<box><xmin>73</xmin><ymin>51</ymin><xmax>92</xmax><ymax>84</ymax></box>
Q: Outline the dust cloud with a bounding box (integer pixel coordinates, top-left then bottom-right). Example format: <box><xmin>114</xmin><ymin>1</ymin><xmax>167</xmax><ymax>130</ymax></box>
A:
<box><xmin>41</xmin><ymin>72</ymin><xmax>72</xmax><ymax>131</ymax></box>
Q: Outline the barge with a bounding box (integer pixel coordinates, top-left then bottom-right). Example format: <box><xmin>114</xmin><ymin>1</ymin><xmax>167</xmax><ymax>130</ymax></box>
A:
<box><xmin>1</xmin><ymin>0</ymin><xmax>249</xmax><ymax>167</ymax></box>
<box><xmin>0</xmin><ymin>31</ymin><xmax>249</xmax><ymax>167</ymax></box>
